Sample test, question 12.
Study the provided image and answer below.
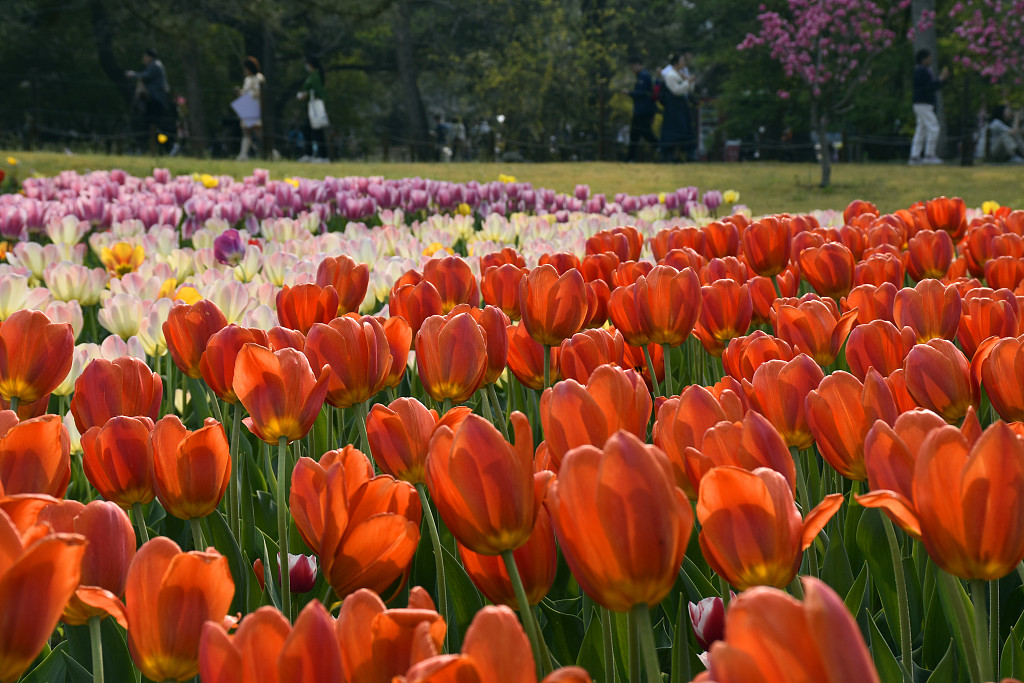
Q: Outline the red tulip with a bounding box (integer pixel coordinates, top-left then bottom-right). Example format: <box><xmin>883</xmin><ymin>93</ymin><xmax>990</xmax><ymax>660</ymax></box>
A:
<box><xmin>163</xmin><ymin>300</ymin><xmax>228</xmax><ymax>379</ymax></box>
<box><xmin>366</xmin><ymin>397</ymin><xmax>471</xmax><ymax>484</ymax></box>
<box><xmin>893</xmin><ymin>278</ymin><xmax>962</xmax><ymax>342</ymax></box>
<box><xmin>0</xmin><ymin>412</ymin><xmax>70</xmax><ymax>497</ymax></box>
<box><xmin>773</xmin><ymin>298</ymin><xmax>858</xmax><ymax>367</ymax></box>
<box><xmin>982</xmin><ymin>336</ymin><xmax>1024</xmax><ymax>422</ymax></box>
<box><xmin>506</xmin><ymin>323</ymin><xmax>560</xmax><ymax>391</ymax></box>
<box><xmin>82</xmin><ymin>416</ymin><xmax>156</xmax><ymax>509</ymax></box>
<box><xmin>854</xmin><ymin>253</ymin><xmax>906</xmax><ymax>289</ymax></box>
<box><xmin>316</xmin><ymin>254</ymin><xmax>369</xmax><ymax>315</ymax></box>
<box><xmin>275</xmin><ymin>283</ymin><xmax>339</xmax><ymax>335</ymax></box>
<box><xmin>694</xmin><ymin>279</ymin><xmax>753</xmax><ymax>356</ymax></box>
<box><xmin>557</xmin><ymin>328</ymin><xmax>626</xmax><ymax>383</ymax></box>
<box><xmin>842</xmin><ymin>282</ymin><xmax>897</xmax><ymax>325</ymax></box>
<box><xmin>71</xmin><ymin>357</ymin><xmax>162</xmax><ymax>433</ymax></box>
<box><xmin>905</xmin><ymin>229</ymin><xmax>954</xmax><ymax>281</ymax></box>
<box><xmin>199</xmin><ymin>325</ymin><xmax>270</xmax><ymax>403</ymax></box>
<box><xmin>742</xmin><ymin>216</ymin><xmax>791</xmax><ymax>277</ymax></box>
<box><xmin>416</xmin><ymin>312</ymin><xmax>487</xmax><ymax>404</ymax></box>
<box><xmin>390</xmin><ymin>280</ymin><xmax>443</xmax><ymax>335</ymax></box>
<box><xmin>519</xmin><ymin>265</ymin><xmax>588</xmax><ymax>346</ymax></box>
<box><xmin>0</xmin><ymin>309</ymin><xmax>73</xmax><ymax>405</ymax></box>
<box><xmin>743</xmin><ymin>355</ymin><xmax>824</xmax><ymax>449</ymax></box>
<box><xmin>152</xmin><ymin>416</ymin><xmax>231</xmax><ymax>520</ymax></box>
<box><xmin>924</xmin><ymin>196</ymin><xmax>967</xmax><ymax>240</ymax></box>
<box><xmin>957</xmin><ymin>294</ymin><xmax>1019</xmax><ymax>359</ymax></box>
<box><xmin>481</xmin><ymin>264</ymin><xmax>528</xmax><ymax>320</ymax></box>
<box><xmin>382</xmin><ymin>315</ymin><xmax>412</xmax><ymax>389</ymax></box>
<box><xmin>305</xmin><ymin>316</ymin><xmax>392</xmax><ymax>409</ymax></box>
<box><xmin>903</xmin><ymin>339</ymin><xmax>979</xmax><ymax>423</ymax></box>
<box><xmin>797</xmin><ymin>243</ymin><xmax>856</xmax><ymax>299</ymax></box>
<box><xmin>422</xmin><ymin>255</ymin><xmax>480</xmax><ymax>312</ymax></box>
<box><xmin>722</xmin><ymin>331</ymin><xmax>795</xmax><ymax>383</ymax></box>
<box><xmin>845</xmin><ymin>319</ymin><xmax>916</xmax><ymax>381</ymax></box>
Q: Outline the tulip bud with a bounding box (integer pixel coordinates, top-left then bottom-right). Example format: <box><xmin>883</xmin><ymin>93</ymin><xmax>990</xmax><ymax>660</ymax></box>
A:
<box><xmin>253</xmin><ymin>553</ymin><xmax>319</xmax><ymax>594</ymax></box>
<box><xmin>689</xmin><ymin>595</ymin><xmax>728</xmax><ymax>651</ymax></box>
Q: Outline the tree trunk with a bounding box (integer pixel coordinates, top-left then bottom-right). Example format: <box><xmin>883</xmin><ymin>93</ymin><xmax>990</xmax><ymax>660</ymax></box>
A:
<box><xmin>179</xmin><ymin>53</ymin><xmax>209</xmax><ymax>156</ymax></box>
<box><xmin>392</xmin><ymin>1</ymin><xmax>430</xmax><ymax>161</ymax></box>
<box><xmin>812</xmin><ymin>100</ymin><xmax>831</xmax><ymax>188</ymax></box>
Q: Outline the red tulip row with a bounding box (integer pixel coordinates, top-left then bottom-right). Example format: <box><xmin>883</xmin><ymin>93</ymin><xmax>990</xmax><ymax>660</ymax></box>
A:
<box><xmin>3</xmin><ymin>195</ymin><xmax>1024</xmax><ymax>683</ymax></box>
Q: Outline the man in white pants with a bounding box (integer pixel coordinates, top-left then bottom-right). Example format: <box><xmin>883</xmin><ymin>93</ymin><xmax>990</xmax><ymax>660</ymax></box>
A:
<box><xmin>910</xmin><ymin>49</ymin><xmax>949</xmax><ymax>165</ymax></box>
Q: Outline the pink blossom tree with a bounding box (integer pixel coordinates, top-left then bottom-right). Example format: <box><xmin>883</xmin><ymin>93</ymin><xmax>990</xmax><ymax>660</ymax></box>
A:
<box><xmin>739</xmin><ymin>0</ymin><xmax>907</xmax><ymax>187</ymax></box>
<box><xmin>949</xmin><ymin>0</ymin><xmax>1024</xmax><ymax>85</ymax></box>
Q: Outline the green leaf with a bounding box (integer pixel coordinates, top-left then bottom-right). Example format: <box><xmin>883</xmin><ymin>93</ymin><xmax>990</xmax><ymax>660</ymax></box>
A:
<box><xmin>844</xmin><ymin>565</ymin><xmax>869</xmax><ymax>617</ymax></box>
<box><xmin>258</xmin><ymin>530</ymin><xmax>281</xmax><ymax>609</ymax></box>
<box><xmin>857</xmin><ymin>508</ymin><xmax>901</xmax><ymax>644</ymax></box>
<box><xmin>440</xmin><ymin>545</ymin><xmax>483</xmax><ymax>653</ymax></box>
<box><xmin>575</xmin><ymin>607</ymin><xmax>606</xmax><ymax>683</ymax></box>
<box><xmin>609</xmin><ymin>609</ymin><xmax>629</xmax><ymax>683</ymax></box>
<box><xmin>820</xmin><ymin>526</ymin><xmax>855</xmax><ymax>597</ymax></box>
<box><xmin>202</xmin><ymin>509</ymin><xmax>248</xmax><ymax>615</ymax></box>
<box><xmin>1001</xmin><ymin>628</ymin><xmax>1024</xmax><ymax>680</ymax></box>
<box><xmin>868</xmin><ymin>611</ymin><xmax>903</xmax><ymax>683</ymax></box>
<box><xmin>253</xmin><ymin>491</ymin><xmax>277</xmax><ymax>538</ymax></box>
<box><xmin>921</xmin><ymin>567</ymin><xmax>953</xmax><ymax>670</ymax></box>
<box><xmin>926</xmin><ymin>641</ymin><xmax>956</xmax><ymax>683</ymax></box>
<box><xmin>20</xmin><ymin>641</ymin><xmax>69</xmax><ymax>683</ymax></box>
<box><xmin>680</xmin><ymin>556</ymin><xmax>718</xmax><ymax>602</ymax></box>
<box><xmin>61</xmin><ymin>648</ymin><xmax>94</xmax><ymax>683</ymax></box>
<box><xmin>64</xmin><ymin>618</ymin><xmax>136</xmax><ymax>683</ymax></box>
<box><xmin>539</xmin><ymin>599</ymin><xmax>585</xmax><ymax>668</ymax></box>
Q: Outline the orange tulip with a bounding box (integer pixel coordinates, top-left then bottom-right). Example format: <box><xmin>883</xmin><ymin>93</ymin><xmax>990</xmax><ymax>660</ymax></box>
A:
<box><xmin>749</xmin><ymin>269</ymin><xmax>800</xmax><ymax>325</ymax></box>
<box><xmin>546</xmin><ymin>430</ymin><xmax>691</xmax><ymax>611</ymax></box>
<box><xmin>305</xmin><ymin>315</ymin><xmax>392</xmax><ymax>409</ymax></box>
<box><xmin>390</xmin><ymin>279</ymin><xmax>444</xmax><ymax>335</ymax></box>
<box><xmin>661</xmin><ymin>246</ymin><xmax>707</xmax><ymax>273</ymax></box>
<box><xmin>289</xmin><ymin>448</ymin><xmax>421</xmax><ymax>597</ymax></box>
<box><xmin>702</xmin><ymin>220</ymin><xmax>740</xmax><ymax>259</ymax></box>
<box><xmin>519</xmin><ymin>264</ymin><xmax>588</xmax><ymax>346</ymax></box>
<box><xmin>694</xmin><ymin>279</ymin><xmax>753</xmax><ymax>356</ymax></box>
<box><xmin>797</xmin><ymin>243</ymin><xmax>856</xmax><ymax>299</ymax></box>
<box><xmin>398</xmin><ymin>605</ymin><xmax>593</xmax><ymax>683</ymax></box>
<box><xmin>582</xmin><ymin>279</ymin><xmax>611</xmax><ymax>328</ymax></box>
<box><xmin>0</xmin><ymin>309</ymin><xmax>73</xmax><ymax>405</ymax></box>
<box><xmin>365</xmin><ymin>397</ymin><xmax>471</xmax><ymax>484</ymax></box>
<box><xmin>806</xmin><ymin>369</ymin><xmax>898</xmax><ymax>481</ymax></box>
<box><xmin>904</xmin><ymin>229</ymin><xmax>954</xmax><ymax>281</ymax></box>
<box><xmin>842</xmin><ymin>282</ymin><xmax>897</xmax><ymax>325</ymax></box>
<box><xmin>38</xmin><ymin>499</ymin><xmax>134</xmax><ymax>628</ymax></box>
<box><xmin>316</xmin><ymin>254</ymin><xmax>370</xmax><ymax>315</ymax></box>
<box><xmin>125</xmin><ymin>537</ymin><xmax>234</xmax><ymax>682</ymax></box>
<box><xmin>893</xmin><ymin>278</ymin><xmax>962</xmax><ymax>342</ymax></box>
<box><xmin>903</xmin><ymin>339</ymin><xmax>979</xmax><ymax>423</ymax></box>
<box><xmin>982</xmin><ymin>336</ymin><xmax>1024</xmax><ymax>422</ymax></box>
<box><xmin>336</xmin><ymin>586</ymin><xmax>445</xmax><ymax>683</ymax></box>
<box><xmin>859</xmin><ymin>421</ymin><xmax>1024</xmax><ymax>580</ymax></box>
<box><xmin>199</xmin><ymin>325</ymin><xmax>270</xmax><ymax>403</ymax></box>
<box><xmin>844</xmin><ymin>198</ymin><xmax>879</xmax><ymax>222</ymax></box>
<box><xmin>652</xmin><ymin>226</ymin><xmax>706</xmax><ymax>261</ymax></box>
<box><xmin>700</xmin><ymin>577</ymin><xmax>880</xmax><ymax>683</ymax></box>
<box><xmin>682</xmin><ymin>410</ymin><xmax>797</xmax><ymax>496</ymax></box>
<box><xmin>854</xmin><ymin>253</ymin><xmax>906</xmax><ymax>289</ymax></box>
<box><xmin>924</xmin><ymin>196</ymin><xmax>967</xmax><ymax>240</ymax></box>
<box><xmin>0</xmin><ymin>510</ymin><xmax>87</xmax><ymax>683</ymax></box>
<box><xmin>862</xmin><ymin>408</ymin><xmax>954</xmax><ymax>510</ymax></box>
<box><xmin>382</xmin><ymin>315</ymin><xmax>412</xmax><ymax>388</ymax></box>
<box><xmin>773</xmin><ymin>298</ymin><xmax>858</xmax><ymax>367</ymax></box>
<box><xmin>582</xmin><ymin>252</ymin><xmax>620</xmax><ymax>287</ymax></box>
<box><xmin>986</xmin><ymin>255</ymin><xmax>1024</xmax><ymax>290</ymax></box>
<box><xmin>459</xmin><ymin>507</ymin><xmax>557</xmax><ymax>607</ymax></box>
<box><xmin>82</xmin><ymin>416</ymin><xmax>156</xmax><ymax>508</ymax></box>
<box><xmin>422</xmin><ymin>255</ymin><xmax>480</xmax><ymax>312</ymax></box>
<box><xmin>539</xmin><ymin>365</ymin><xmax>651</xmax><ymax>471</ymax></box>
<box><xmin>152</xmin><ymin>416</ymin><xmax>231</xmax><ymax>520</ymax></box>
<box><xmin>71</xmin><ymin>356</ymin><xmax>162</xmax><ymax>433</ymax></box>
<box><xmin>844</xmin><ymin>319</ymin><xmax>915</xmax><ymax>382</ymax></box>
<box><xmin>633</xmin><ymin>265</ymin><xmax>702</xmax><ymax>346</ymax></box>
<box><xmin>267</xmin><ymin>325</ymin><xmax>305</xmax><ymax>352</ymax></box>
<box><xmin>427</xmin><ymin>413</ymin><xmax>544</xmax><ymax>555</ymax></box>
<box><xmin>201</xmin><ymin>601</ymin><xmax>343</xmax><ymax>683</ymax></box>
<box><xmin>722</xmin><ymin>331</ymin><xmax>794</xmax><ymax>383</ymax></box>
<box><xmin>452</xmin><ymin>304</ymin><xmax>510</xmax><ymax>384</ymax></box>
<box><xmin>480</xmin><ymin>247</ymin><xmax>526</xmax><ymax>271</ymax></box>
<box><xmin>958</xmin><ymin>294</ymin><xmax>1019</xmax><ymax>359</ymax></box>
<box><xmin>163</xmin><ymin>300</ymin><xmax>228</xmax><ymax>379</ymax></box>
<box><xmin>275</xmin><ymin>283</ymin><xmax>339</xmax><ymax>335</ymax></box>
<box><xmin>506</xmin><ymin>322</ymin><xmax>561</xmax><ymax>391</ymax></box>
<box><xmin>415</xmin><ymin>312</ymin><xmax>487</xmax><ymax>404</ymax></box>
<box><xmin>557</xmin><ymin>327</ymin><xmax>626</xmax><ymax>383</ymax></box>
<box><xmin>620</xmin><ymin>338</ymin><xmax>665</xmax><ymax>391</ymax></box>
<box><xmin>607</xmin><ymin>282</ymin><xmax>650</xmax><ymax>347</ymax></box>
<box><xmin>538</xmin><ymin>251</ymin><xmax>581</xmax><ymax>274</ymax></box>
<box><xmin>653</xmin><ymin>384</ymin><xmax>744</xmax><ymax>497</ymax></box>
<box><xmin>742</xmin><ymin>216</ymin><xmax>791</xmax><ymax>277</ymax></box>
<box><xmin>586</xmin><ymin>226</ymin><xmax>643</xmax><ymax>261</ymax></box>
<box><xmin>232</xmin><ymin>344</ymin><xmax>329</xmax><ymax>444</ymax></box>
<box><xmin>700</xmin><ymin>256</ymin><xmax>747</xmax><ymax>285</ymax></box>
<box><xmin>612</xmin><ymin>259</ymin><xmax>654</xmax><ymax>288</ymax></box>
<box><xmin>743</xmin><ymin>355</ymin><xmax>824</xmax><ymax>449</ymax></box>
<box><xmin>698</xmin><ymin>467</ymin><xmax>842</xmax><ymax>590</ymax></box>
<box><xmin>482</xmin><ymin>264</ymin><xmax>528</xmax><ymax>320</ymax></box>
<box><xmin>0</xmin><ymin>412</ymin><xmax>70</xmax><ymax>497</ymax></box>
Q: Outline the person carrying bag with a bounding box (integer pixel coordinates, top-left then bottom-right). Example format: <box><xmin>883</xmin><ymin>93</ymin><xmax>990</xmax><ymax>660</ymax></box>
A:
<box><xmin>297</xmin><ymin>55</ymin><xmax>330</xmax><ymax>161</ymax></box>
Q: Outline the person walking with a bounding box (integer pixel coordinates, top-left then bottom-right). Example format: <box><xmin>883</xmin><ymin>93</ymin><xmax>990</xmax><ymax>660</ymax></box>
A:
<box><xmin>909</xmin><ymin>49</ymin><xmax>949</xmax><ymax>165</ymax></box>
<box><xmin>297</xmin><ymin>55</ymin><xmax>330</xmax><ymax>162</ymax></box>
<box><xmin>623</xmin><ymin>56</ymin><xmax>658</xmax><ymax>161</ymax></box>
<box><xmin>126</xmin><ymin>49</ymin><xmax>171</xmax><ymax>153</ymax></box>
<box><xmin>658</xmin><ymin>49</ymin><xmax>695</xmax><ymax>163</ymax></box>
<box><xmin>235</xmin><ymin>57</ymin><xmax>265</xmax><ymax>161</ymax></box>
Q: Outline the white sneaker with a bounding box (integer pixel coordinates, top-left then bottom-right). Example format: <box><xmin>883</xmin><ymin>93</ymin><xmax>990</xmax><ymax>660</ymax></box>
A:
<box><xmin>908</xmin><ymin>157</ymin><xmax>922</xmax><ymax>165</ymax></box>
<box><xmin>922</xmin><ymin>156</ymin><xmax>943</xmax><ymax>165</ymax></box>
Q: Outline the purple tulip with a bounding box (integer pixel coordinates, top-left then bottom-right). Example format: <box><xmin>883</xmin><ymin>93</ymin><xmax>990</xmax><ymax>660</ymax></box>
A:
<box><xmin>703</xmin><ymin>190</ymin><xmax>723</xmax><ymax>211</ymax></box>
<box><xmin>214</xmin><ymin>229</ymin><xmax>246</xmax><ymax>266</ymax></box>
<box><xmin>689</xmin><ymin>596</ymin><xmax>728</xmax><ymax>651</ymax></box>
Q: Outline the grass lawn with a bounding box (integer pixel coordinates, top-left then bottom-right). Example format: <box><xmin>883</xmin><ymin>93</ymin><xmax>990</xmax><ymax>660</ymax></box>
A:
<box><xmin>3</xmin><ymin>149</ymin><xmax>1021</xmax><ymax>215</ymax></box>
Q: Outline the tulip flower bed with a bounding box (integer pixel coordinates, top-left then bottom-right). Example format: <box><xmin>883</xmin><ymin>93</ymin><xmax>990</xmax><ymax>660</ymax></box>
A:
<box><xmin>1</xmin><ymin>168</ymin><xmax>1023</xmax><ymax>683</ymax></box>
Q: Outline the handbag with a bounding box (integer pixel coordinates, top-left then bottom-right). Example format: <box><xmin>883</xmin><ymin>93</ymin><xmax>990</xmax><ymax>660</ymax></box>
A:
<box><xmin>308</xmin><ymin>92</ymin><xmax>330</xmax><ymax>130</ymax></box>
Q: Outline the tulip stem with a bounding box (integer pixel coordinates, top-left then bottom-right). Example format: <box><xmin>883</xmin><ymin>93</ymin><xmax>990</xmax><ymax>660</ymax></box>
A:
<box><xmin>8</xmin><ymin>395</ymin><xmax>18</xmax><ymax>412</ymax></box>
<box><xmin>633</xmin><ymin>603</ymin><xmax>662</xmax><ymax>683</ymax></box>
<box><xmin>991</xmin><ymin>577</ymin><xmax>1000</xmax><ymax>675</ymax></box>
<box><xmin>415</xmin><ymin>483</ymin><xmax>449</xmax><ymax>651</ymax></box>
<box><xmin>88</xmin><ymin>616</ymin><xmax>104</xmax><ymax>683</ymax></box>
<box><xmin>642</xmin><ymin>346</ymin><xmax>661</xmax><ymax>397</ymax></box>
<box><xmin>189</xmin><ymin>517</ymin><xmax>206</xmax><ymax>551</ymax></box>
<box><xmin>937</xmin><ymin>569</ymin><xmax>982</xmax><ymax>683</ymax></box>
<box><xmin>502</xmin><ymin>550</ymin><xmax>550</xmax><ymax>676</ymax></box>
<box><xmin>601</xmin><ymin>607</ymin><xmax>616</xmax><ymax>683</ymax></box>
<box><xmin>357</xmin><ymin>400</ymin><xmax>371</xmax><ymax>456</ymax></box>
<box><xmin>972</xmin><ymin>579</ymin><xmax>993</xmax><ymax>683</ymax></box>
<box><xmin>277</xmin><ymin>436</ymin><xmax>291</xmax><ymax>618</ymax></box>
<box><xmin>628</xmin><ymin>609</ymin><xmax>641</xmax><ymax>683</ymax></box>
<box><xmin>229</xmin><ymin>402</ymin><xmax>243</xmax><ymax>540</ymax></box>
<box><xmin>543</xmin><ymin>346</ymin><xmax>551</xmax><ymax>389</ymax></box>
<box><xmin>131</xmin><ymin>503</ymin><xmax>150</xmax><ymax>544</ymax></box>
<box><xmin>662</xmin><ymin>344</ymin><xmax>673</xmax><ymax>397</ymax></box>
<box><xmin>487</xmin><ymin>384</ymin><xmax>509</xmax><ymax>440</ymax></box>
<box><xmin>882</xmin><ymin>515</ymin><xmax>913</xmax><ymax>683</ymax></box>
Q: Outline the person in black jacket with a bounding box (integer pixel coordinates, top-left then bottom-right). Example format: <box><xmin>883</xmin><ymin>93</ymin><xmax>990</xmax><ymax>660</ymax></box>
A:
<box><xmin>909</xmin><ymin>49</ymin><xmax>949</xmax><ymax>165</ymax></box>
<box><xmin>623</xmin><ymin>56</ymin><xmax>659</xmax><ymax>161</ymax></box>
